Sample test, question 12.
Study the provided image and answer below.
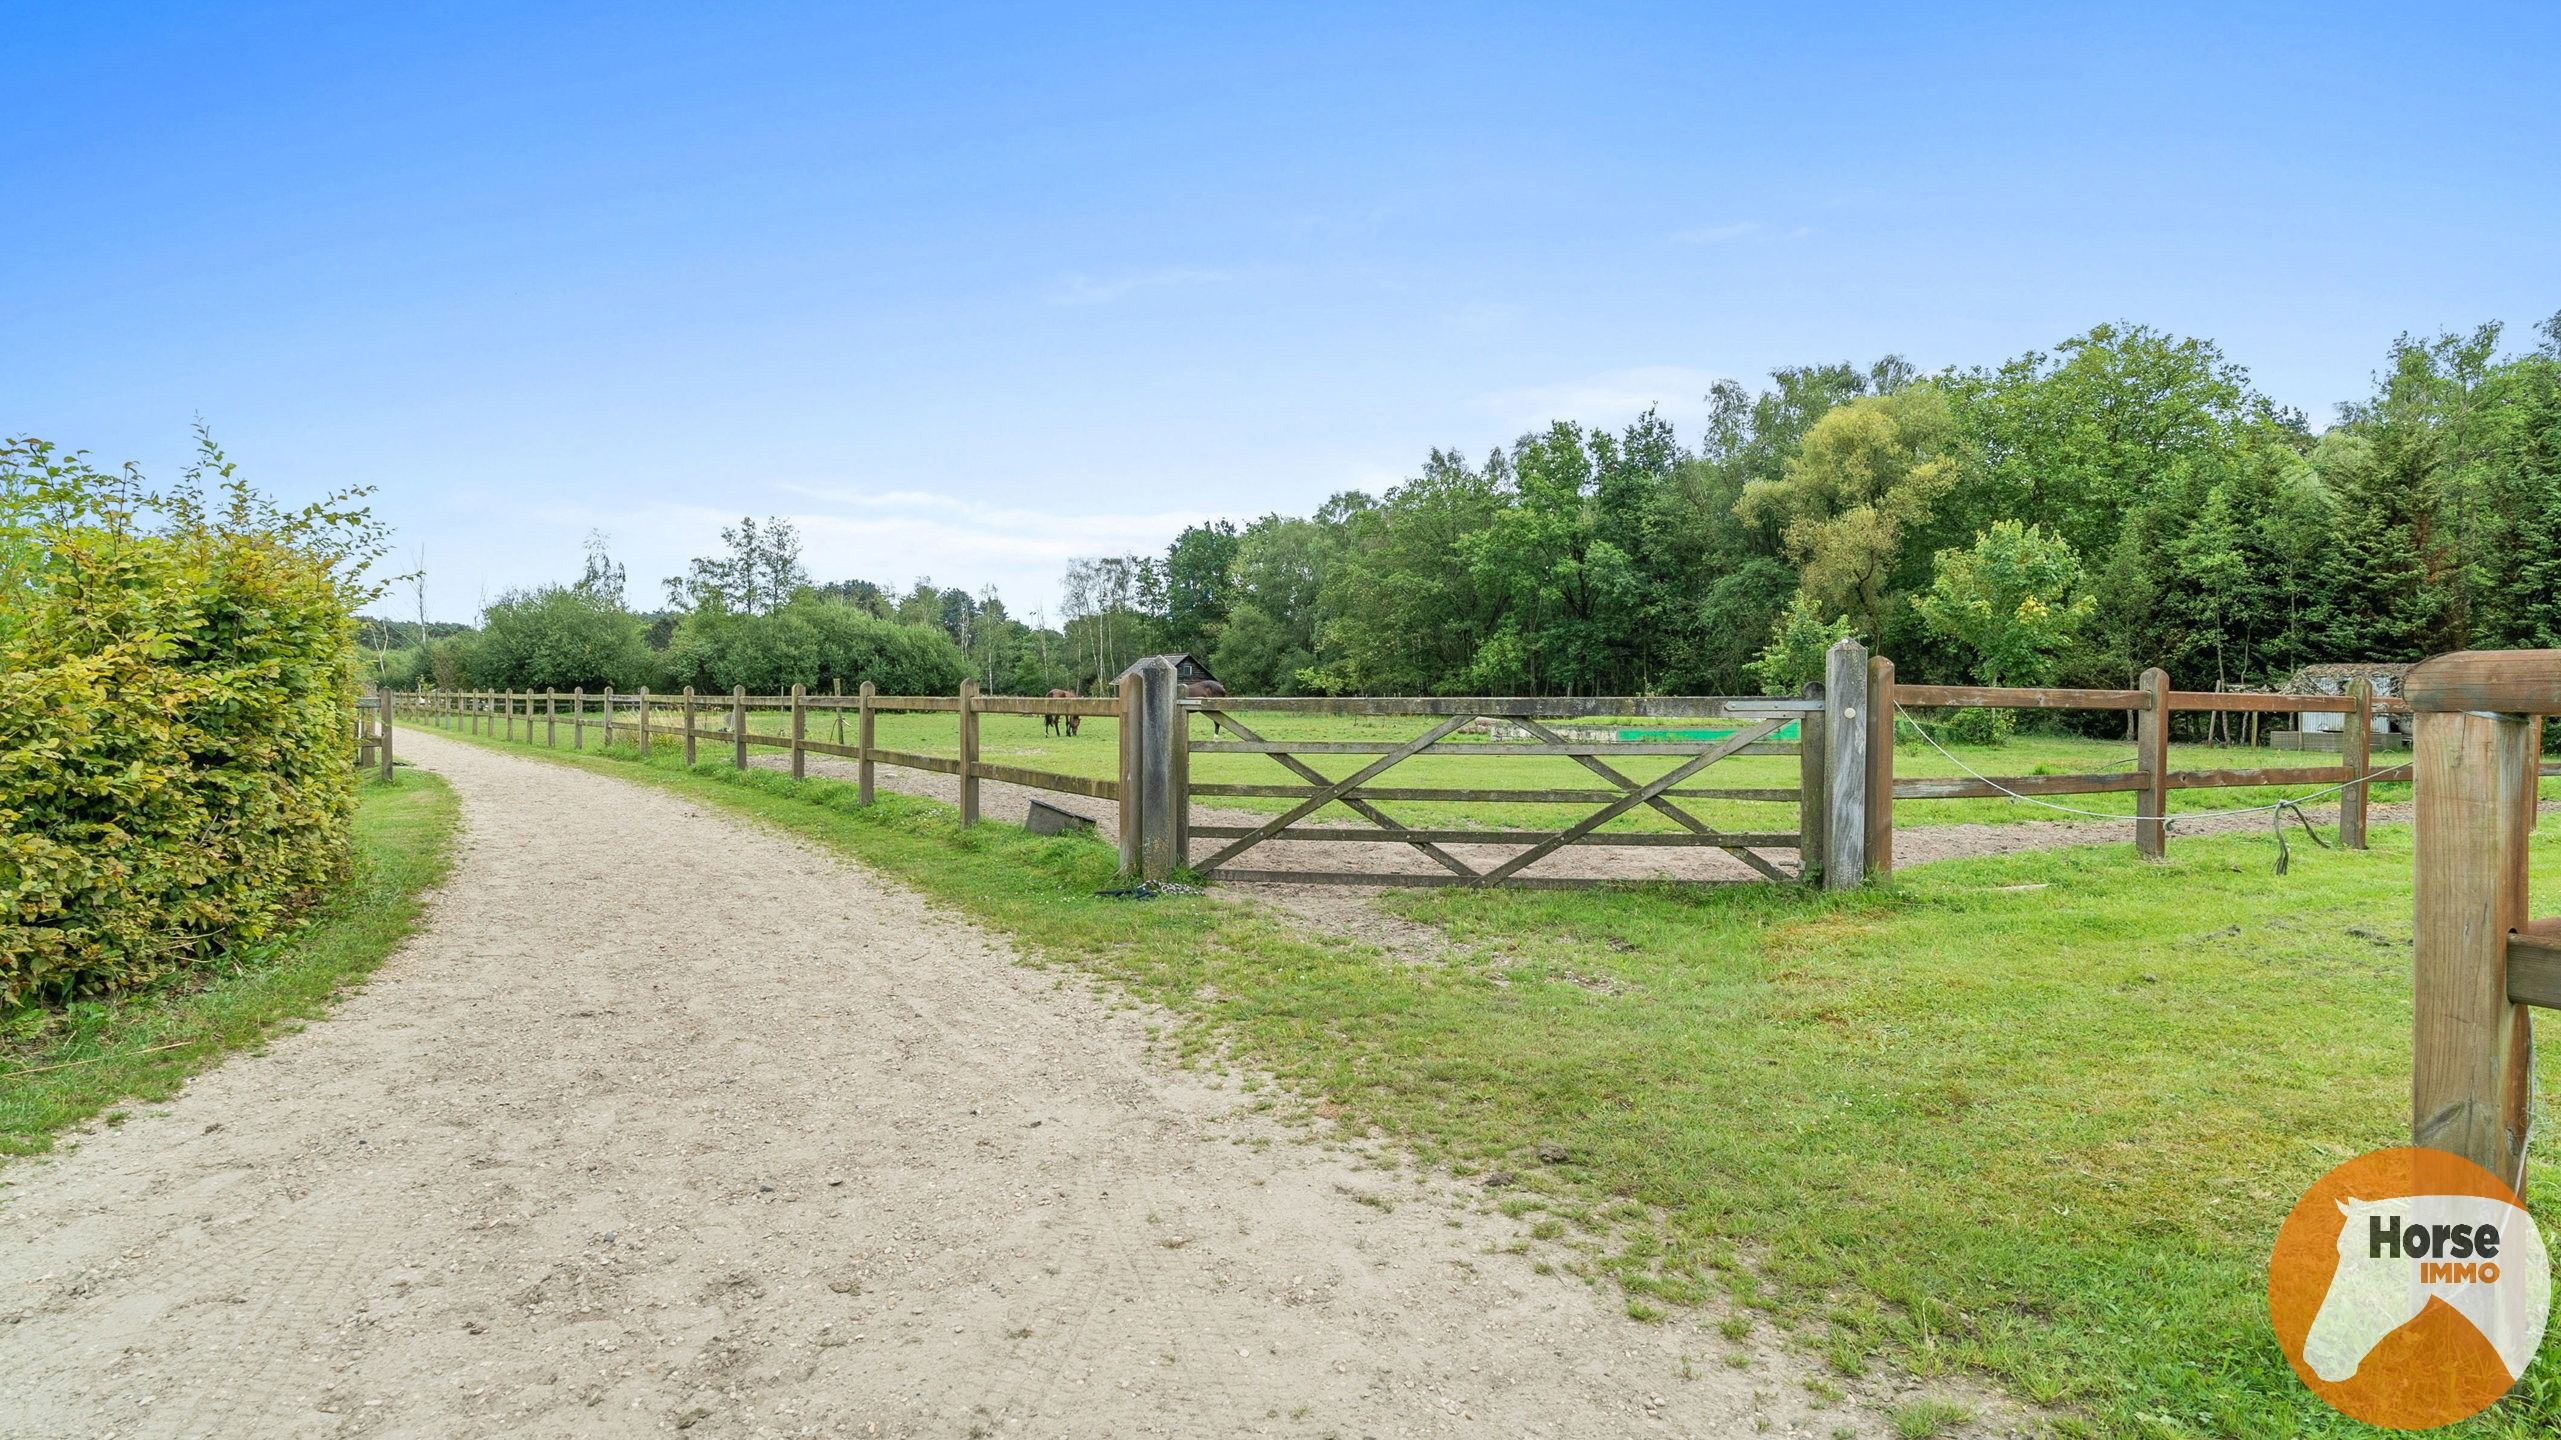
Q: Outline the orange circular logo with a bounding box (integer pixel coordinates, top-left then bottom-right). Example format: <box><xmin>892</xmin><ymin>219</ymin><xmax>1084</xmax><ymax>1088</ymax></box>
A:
<box><xmin>2268</xmin><ymin>1147</ymin><xmax>2551</xmax><ymax>1429</ymax></box>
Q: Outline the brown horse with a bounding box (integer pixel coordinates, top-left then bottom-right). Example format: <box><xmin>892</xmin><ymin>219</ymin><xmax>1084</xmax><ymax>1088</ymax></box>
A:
<box><xmin>1044</xmin><ymin>688</ymin><xmax>1082</xmax><ymax>738</ymax></box>
<box><xmin>1183</xmin><ymin>679</ymin><xmax>1228</xmax><ymax>736</ymax></box>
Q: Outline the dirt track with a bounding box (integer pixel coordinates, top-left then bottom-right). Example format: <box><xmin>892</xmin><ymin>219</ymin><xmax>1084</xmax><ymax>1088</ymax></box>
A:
<box><xmin>0</xmin><ymin>730</ymin><xmax>1955</xmax><ymax>1439</ymax></box>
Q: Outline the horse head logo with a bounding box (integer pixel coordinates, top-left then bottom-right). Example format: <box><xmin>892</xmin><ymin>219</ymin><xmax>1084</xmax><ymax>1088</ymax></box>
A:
<box><xmin>2300</xmin><ymin>1194</ymin><xmax>2549</xmax><ymax>1384</ymax></box>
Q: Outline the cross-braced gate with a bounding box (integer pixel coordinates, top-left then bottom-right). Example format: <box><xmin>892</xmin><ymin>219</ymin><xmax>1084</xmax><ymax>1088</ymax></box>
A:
<box><xmin>1176</xmin><ymin>694</ymin><xmax>1831</xmax><ymax>889</ymax></box>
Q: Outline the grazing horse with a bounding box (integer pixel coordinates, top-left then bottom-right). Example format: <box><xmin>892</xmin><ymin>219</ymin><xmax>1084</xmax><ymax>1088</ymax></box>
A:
<box><xmin>1044</xmin><ymin>688</ymin><xmax>1082</xmax><ymax>738</ymax></box>
<box><xmin>1182</xmin><ymin>678</ymin><xmax>1228</xmax><ymax>736</ymax></box>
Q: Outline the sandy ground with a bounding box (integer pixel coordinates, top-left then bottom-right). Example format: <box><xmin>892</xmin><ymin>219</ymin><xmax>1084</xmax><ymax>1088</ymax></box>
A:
<box><xmin>0</xmin><ymin>730</ymin><xmax>1987</xmax><ymax>1440</ymax></box>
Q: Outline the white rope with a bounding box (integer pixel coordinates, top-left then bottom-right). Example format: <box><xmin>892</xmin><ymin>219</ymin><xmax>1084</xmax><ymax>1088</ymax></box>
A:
<box><xmin>1892</xmin><ymin>702</ymin><xmax>2398</xmax><ymax>827</ymax></box>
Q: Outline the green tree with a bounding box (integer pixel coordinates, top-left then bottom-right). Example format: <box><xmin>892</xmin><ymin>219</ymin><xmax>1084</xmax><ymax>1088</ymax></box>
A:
<box><xmin>1912</xmin><ymin>521</ymin><xmax>2094</xmax><ymax>687</ymax></box>
<box><xmin>1157</xmin><ymin>521</ymin><xmax>1240</xmax><ymax>659</ymax></box>
<box><xmin>666</xmin><ymin>515</ymin><xmax>808</xmax><ymax>615</ymax></box>
<box><xmin>473</xmin><ymin>585</ymin><xmax>657</xmax><ymax>691</ymax></box>
<box><xmin>1737</xmin><ymin>386</ymin><xmax>1963</xmax><ymax>646</ymax></box>
<box><xmin>1745</xmin><ymin>591</ymin><xmax>1855</xmax><ymax>696</ymax></box>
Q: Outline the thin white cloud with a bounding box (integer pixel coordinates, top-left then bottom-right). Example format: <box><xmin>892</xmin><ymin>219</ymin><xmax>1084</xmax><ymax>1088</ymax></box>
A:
<box><xmin>1045</xmin><ymin>267</ymin><xmax>1229</xmax><ymax>306</ymax></box>
<box><xmin>1470</xmin><ymin>365</ymin><xmax>1728</xmax><ymax>435</ymax></box>
<box><xmin>1672</xmin><ymin>221</ymin><xmax>1761</xmax><ymax>244</ymax></box>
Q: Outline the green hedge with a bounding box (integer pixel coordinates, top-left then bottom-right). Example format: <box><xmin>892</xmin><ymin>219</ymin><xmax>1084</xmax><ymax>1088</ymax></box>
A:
<box><xmin>1</xmin><ymin>438</ymin><xmax>380</xmax><ymax>1005</ymax></box>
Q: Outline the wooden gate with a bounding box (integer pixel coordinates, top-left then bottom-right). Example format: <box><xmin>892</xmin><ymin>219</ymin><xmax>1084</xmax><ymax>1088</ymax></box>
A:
<box><xmin>1176</xmin><ymin>692</ymin><xmax>1831</xmax><ymax>889</ymax></box>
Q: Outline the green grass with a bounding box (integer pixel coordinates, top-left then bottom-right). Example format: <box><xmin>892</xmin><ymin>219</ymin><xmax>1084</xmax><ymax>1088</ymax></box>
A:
<box><xmin>0</xmin><ymin>769</ymin><xmax>460</xmax><ymax>1158</ymax></box>
<box><xmin>473</xmin><ymin>702</ymin><xmax>2523</xmax><ymax>834</ymax></box>
<box><xmin>430</xmin><ymin>716</ymin><xmax>2561</xmax><ymax>1438</ymax></box>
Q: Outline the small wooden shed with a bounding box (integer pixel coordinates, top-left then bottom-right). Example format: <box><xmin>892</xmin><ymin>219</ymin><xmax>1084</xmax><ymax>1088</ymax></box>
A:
<box><xmin>1124</xmin><ymin>653</ymin><xmax>1219</xmax><ymax>687</ymax></box>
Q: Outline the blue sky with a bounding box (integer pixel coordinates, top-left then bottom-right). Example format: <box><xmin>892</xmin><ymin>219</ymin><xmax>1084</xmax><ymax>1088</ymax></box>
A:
<box><xmin>8</xmin><ymin>2</ymin><xmax>2556</xmax><ymax>622</ymax></box>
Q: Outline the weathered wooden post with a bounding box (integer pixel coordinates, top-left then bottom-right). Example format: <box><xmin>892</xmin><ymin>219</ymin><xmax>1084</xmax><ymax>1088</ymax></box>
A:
<box><xmin>1118</xmin><ymin>667</ymin><xmax>1147</xmax><ymax>876</ymax></box>
<box><xmin>2408</xmin><ymin>650</ymin><xmax>2559</xmax><ymax>1194</ymax></box>
<box><xmin>573</xmin><ymin>687</ymin><xmax>586</xmax><ymax>749</ymax></box>
<box><xmin>2135</xmin><ymin>667</ymin><xmax>2171</xmax><ymax>860</ymax></box>
<box><xmin>1823</xmin><ymin>638</ymin><xmax>1868</xmax><ymax>891</ymax></box>
<box><xmin>833</xmin><ymin>677</ymin><xmax>845</xmax><ymax>748</ymax></box>
<box><xmin>1138</xmin><ymin>657</ymin><xmax>1179</xmax><ymax>879</ymax></box>
<box><xmin>731</xmin><ymin>685</ymin><xmax>748</xmax><ymax>770</ymax></box>
<box><xmin>681</xmin><ymin>687</ymin><xmax>698</xmax><ymax>765</ymax></box>
<box><xmin>377</xmin><ymin>684</ymin><xmax>395</xmax><ymax>780</ymax></box>
<box><xmin>957</xmin><ymin>680</ymin><xmax>981</xmax><ymax>822</ymax></box>
<box><xmin>602</xmin><ymin>686</ymin><xmax>618</xmax><ymax>748</ymax></box>
<box><xmin>546</xmin><ymin>689</ymin><xmax>557</xmax><ymax>747</ymax></box>
<box><xmin>2341</xmin><ymin>677</ymin><xmax>2373</xmax><ymax>850</ymax></box>
<box><xmin>791</xmin><ymin>683</ymin><xmax>809</xmax><ymax>782</ymax></box>
<box><xmin>1796</xmin><ymin>681</ymin><xmax>1826</xmax><ymax>886</ymax></box>
<box><xmin>1865</xmin><ymin>653</ymin><xmax>1895</xmax><ymax>879</ymax></box>
<box><xmin>857</xmin><ymin>681</ymin><xmax>877</xmax><ymax>804</ymax></box>
<box><xmin>637</xmin><ymin>687</ymin><xmax>652</xmax><ymax>755</ymax></box>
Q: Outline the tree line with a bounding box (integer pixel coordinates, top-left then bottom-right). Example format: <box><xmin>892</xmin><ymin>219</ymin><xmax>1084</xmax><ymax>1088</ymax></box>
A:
<box><xmin>1113</xmin><ymin>316</ymin><xmax>2561</xmax><ymax>701</ymax></box>
<box><xmin>379</xmin><ymin>315</ymin><xmax>2561</xmax><ymax>704</ymax></box>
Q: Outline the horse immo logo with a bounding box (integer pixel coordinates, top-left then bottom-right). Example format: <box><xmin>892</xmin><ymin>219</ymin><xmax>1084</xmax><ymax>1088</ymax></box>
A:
<box><xmin>2269</xmin><ymin>1147</ymin><xmax>2552</xmax><ymax>1429</ymax></box>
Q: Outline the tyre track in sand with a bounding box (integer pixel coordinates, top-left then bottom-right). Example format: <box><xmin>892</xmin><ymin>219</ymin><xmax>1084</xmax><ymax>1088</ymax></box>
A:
<box><xmin>0</xmin><ymin>729</ymin><xmax>1970</xmax><ymax>1439</ymax></box>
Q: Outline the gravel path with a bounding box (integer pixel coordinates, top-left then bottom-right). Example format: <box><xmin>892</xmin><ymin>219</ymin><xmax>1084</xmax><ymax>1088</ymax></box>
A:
<box><xmin>0</xmin><ymin>730</ymin><xmax>1951</xmax><ymax>1439</ymax></box>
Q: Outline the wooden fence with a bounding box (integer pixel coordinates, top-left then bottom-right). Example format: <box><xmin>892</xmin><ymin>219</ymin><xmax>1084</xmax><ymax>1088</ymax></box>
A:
<box><xmin>1861</xmin><ymin>658</ymin><xmax>2427</xmax><ymax>872</ymax></box>
<box><xmin>399</xmin><ymin>652</ymin><xmax>1873</xmax><ymax>892</ymax></box>
<box><xmin>396</xmin><ymin>639</ymin><xmax>2559</xmax><ymax>892</ymax></box>
<box><xmin>391</xmin><ymin>681</ymin><xmax>1129</xmax><ymax>848</ymax></box>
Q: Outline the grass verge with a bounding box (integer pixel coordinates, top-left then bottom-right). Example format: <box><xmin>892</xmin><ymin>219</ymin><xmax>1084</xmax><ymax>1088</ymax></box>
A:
<box><xmin>0</xmin><ymin>769</ymin><xmax>459</xmax><ymax>1159</ymax></box>
<box><xmin>422</xmin><ymin>722</ymin><xmax>2559</xmax><ymax>1439</ymax></box>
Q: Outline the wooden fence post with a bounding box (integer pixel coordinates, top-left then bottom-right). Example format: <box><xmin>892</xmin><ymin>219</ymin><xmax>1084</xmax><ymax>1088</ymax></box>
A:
<box><xmin>731</xmin><ymin>685</ymin><xmax>748</xmax><ymax>770</ymax></box>
<box><xmin>638</xmin><ymin>687</ymin><xmax>652</xmax><ymax>755</ymax></box>
<box><xmin>2411</xmin><ymin>705</ymin><xmax>2538</xmax><ymax>1190</ymax></box>
<box><xmin>603</xmin><ymin>687</ymin><xmax>617</xmax><ymax>749</ymax></box>
<box><xmin>1118</xmin><ymin>668</ymin><xmax>1146</xmax><ymax>876</ymax></box>
<box><xmin>377</xmin><ymin>684</ymin><xmax>395</xmax><ymax>780</ymax></box>
<box><xmin>573</xmin><ymin>688</ymin><xmax>586</xmax><ymax>749</ymax></box>
<box><xmin>682</xmin><ymin>687</ymin><xmax>698</xmax><ymax>765</ymax></box>
<box><xmin>1823</xmin><ymin>638</ymin><xmax>1868</xmax><ymax>891</ymax></box>
<box><xmin>2341</xmin><ymin>677</ymin><xmax>2373</xmax><ymax>850</ymax></box>
<box><xmin>543</xmin><ymin>689</ymin><xmax>555</xmax><ymax>747</ymax></box>
<box><xmin>957</xmin><ymin>680</ymin><xmax>980</xmax><ymax>822</ymax></box>
<box><xmin>1866</xmin><ymin>654</ymin><xmax>1895</xmax><ymax>879</ymax></box>
<box><xmin>2136</xmin><ymin>667</ymin><xmax>2171</xmax><ymax>860</ymax></box>
<box><xmin>833</xmin><ymin>677</ymin><xmax>845</xmax><ymax>749</ymax></box>
<box><xmin>1796</xmin><ymin>681</ymin><xmax>1826</xmax><ymax>886</ymax></box>
<box><xmin>1139</xmin><ymin>658</ymin><xmax>1179</xmax><ymax>880</ymax></box>
<box><xmin>857</xmin><ymin>681</ymin><xmax>877</xmax><ymax>803</ymax></box>
<box><xmin>2402</xmin><ymin>649</ymin><xmax>2561</xmax><ymax>1193</ymax></box>
<box><xmin>791</xmin><ymin>683</ymin><xmax>808</xmax><ymax>781</ymax></box>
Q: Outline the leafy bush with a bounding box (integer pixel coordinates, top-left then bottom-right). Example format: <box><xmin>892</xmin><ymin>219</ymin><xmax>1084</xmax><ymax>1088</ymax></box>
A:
<box><xmin>469</xmin><ymin>585</ymin><xmax>660</xmax><ymax>691</ymax></box>
<box><xmin>0</xmin><ymin>435</ymin><xmax>384</xmax><ymax>1005</ymax></box>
